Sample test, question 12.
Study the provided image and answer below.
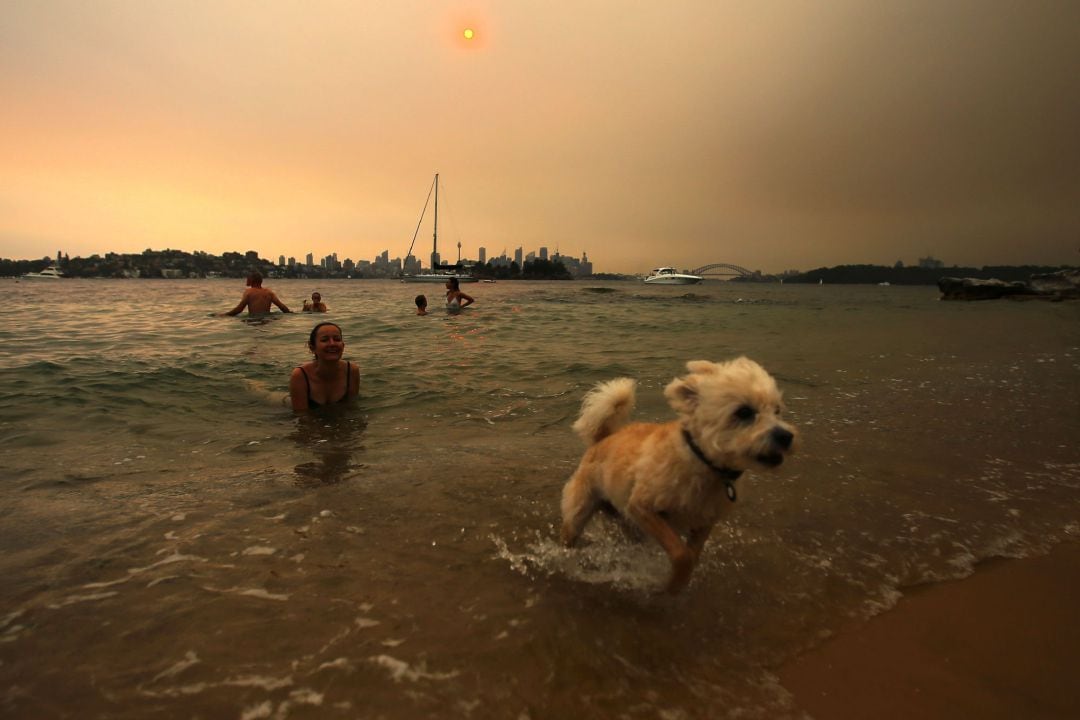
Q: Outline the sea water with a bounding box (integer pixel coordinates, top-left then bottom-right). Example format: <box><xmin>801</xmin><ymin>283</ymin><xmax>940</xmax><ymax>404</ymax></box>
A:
<box><xmin>1</xmin><ymin>278</ymin><xmax>1077</xmax><ymax>719</ymax></box>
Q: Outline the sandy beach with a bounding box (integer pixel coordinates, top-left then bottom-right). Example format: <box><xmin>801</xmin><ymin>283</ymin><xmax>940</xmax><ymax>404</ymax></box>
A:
<box><xmin>779</xmin><ymin>540</ymin><xmax>1080</xmax><ymax>719</ymax></box>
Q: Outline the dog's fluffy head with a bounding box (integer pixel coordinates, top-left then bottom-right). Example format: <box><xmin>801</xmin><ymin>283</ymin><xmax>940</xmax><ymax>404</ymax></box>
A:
<box><xmin>663</xmin><ymin>357</ymin><xmax>797</xmax><ymax>471</ymax></box>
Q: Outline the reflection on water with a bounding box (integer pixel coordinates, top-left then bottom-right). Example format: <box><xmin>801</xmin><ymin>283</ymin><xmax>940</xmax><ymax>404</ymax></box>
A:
<box><xmin>289</xmin><ymin>410</ymin><xmax>368</xmax><ymax>486</ymax></box>
<box><xmin>238</xmin><ymin>312</ymin><xmax>289</xmax><ymax>326</ymax></box>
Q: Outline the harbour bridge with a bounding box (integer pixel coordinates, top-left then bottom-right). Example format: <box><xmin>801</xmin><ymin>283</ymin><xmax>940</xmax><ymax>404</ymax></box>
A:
<box><xmin>690</xmin><ymin>263</ymin><xmax>754</xmax><ymax>278</ymax></box>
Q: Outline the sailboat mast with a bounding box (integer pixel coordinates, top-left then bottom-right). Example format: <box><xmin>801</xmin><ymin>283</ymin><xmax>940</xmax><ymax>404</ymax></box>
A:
<box><xmin>431</xmin><ymin>173</ymin><xmax>439</xmax><ymax>271</ymax></box>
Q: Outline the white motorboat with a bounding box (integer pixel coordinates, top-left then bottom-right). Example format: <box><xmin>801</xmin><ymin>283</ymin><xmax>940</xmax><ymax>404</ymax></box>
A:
<box><xmin>643</xmin><ymin>267</ymin><xmax>702</xmax><ymax>285</ymax></box>
<box><xmin>401</xmin><ymin>173</ymin><xmax>478</xmax><ymax>284</ymax></box>
<box><xmin>401</xmin><ymin>271</ymin><xmax>478</xmax><ymax>284</ymax></box>
<box><xmin>21</xmin><ymin>266</ymin><xmax>66</xmax><ymax>279</ymax></box>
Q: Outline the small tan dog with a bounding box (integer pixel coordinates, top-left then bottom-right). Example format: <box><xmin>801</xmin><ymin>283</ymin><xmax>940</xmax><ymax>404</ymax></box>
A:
<box><xmin>560</xmin><ymin>357</ymin><xmax>796</xmax><ymax>594</ymax></box>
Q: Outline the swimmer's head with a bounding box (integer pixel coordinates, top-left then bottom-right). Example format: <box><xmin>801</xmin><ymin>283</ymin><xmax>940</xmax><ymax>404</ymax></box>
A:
<box><xmin>307</xmin><ymin>322</ymin><xmax>343</xmax><ymax>353</ymax></box>
<box><xmin>311</xmin><ymin>292</ymin><xmax>321</xmax><ymax>302</ymax></box>
<box><xmin>446</xmin><ymin>278</ymin><xmax>460</xmax><ymax>291</ymax></box>
<box><xmin>415</xmin><ymin>294</ymin><xmax>427</xmax><ymax>309</ymax></box>
<box><xmin>247</xmin><ymin>271</ymin><xmax>263</xmax><ymax>287</ymax></box>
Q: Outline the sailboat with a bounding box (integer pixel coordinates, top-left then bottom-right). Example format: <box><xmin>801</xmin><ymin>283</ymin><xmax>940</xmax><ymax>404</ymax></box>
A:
<box><xmin>401</xmin><ymin>173</ymin><xmax>478</xmax><ymax>283</ymax></box>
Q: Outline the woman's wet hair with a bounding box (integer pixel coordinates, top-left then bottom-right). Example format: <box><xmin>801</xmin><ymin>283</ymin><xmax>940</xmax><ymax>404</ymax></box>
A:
<box><xmin>447</xmin><ymin>278</ymin><xmax>460</xmax><ymax>290</ymax></box>
<box><xmin>415</xmin><ymin>294</ymin><xmax>427</xmax><ymax>308</ymax></box>
<box><xmin>308</xmin><ymin>322</ymin><xmax>342</xmax><ymax>350</ymax></box>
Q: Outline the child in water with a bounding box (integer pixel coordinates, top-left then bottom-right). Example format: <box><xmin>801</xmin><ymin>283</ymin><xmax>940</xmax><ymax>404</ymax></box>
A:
<box><xmin>415</xmin><ymin>295</ymin><xmax>428</xmax><ymax>315</ymax></box>
<box><xmin>303</xmin><ymin>292</ymin><xmax>328</xmax><ymax>312</ymax></box>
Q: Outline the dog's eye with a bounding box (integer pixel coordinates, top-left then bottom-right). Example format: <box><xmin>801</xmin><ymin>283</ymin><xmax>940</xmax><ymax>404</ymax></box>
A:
<box><xmin>734</xmin><ymin>405</ymin><xmax>756</xmax><ymax>421</ymax></box>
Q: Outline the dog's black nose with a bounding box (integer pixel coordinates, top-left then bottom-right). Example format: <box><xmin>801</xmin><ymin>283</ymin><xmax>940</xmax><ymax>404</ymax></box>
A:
<box><xmin>771</xmin><ymin>427</ymin><xmax>794</xmax><ymax>450</ymax></box>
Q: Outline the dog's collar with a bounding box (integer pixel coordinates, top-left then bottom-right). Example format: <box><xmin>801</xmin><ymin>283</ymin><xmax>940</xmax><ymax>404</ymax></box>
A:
<box><xmin>682</xmin><ymin>429</ymin><xmax>742</xmax><ymax>502</ymax></box>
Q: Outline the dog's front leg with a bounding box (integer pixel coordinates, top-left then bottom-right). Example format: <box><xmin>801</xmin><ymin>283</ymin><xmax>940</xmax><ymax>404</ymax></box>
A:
<box><xmin>686</xmin><ymin>524</ymin><xmax>715</xmax><ymax>566</ymax></box>
<box><xmin>627</xmin><ymin>505</ymin><xmax>694</xmax><ymax>594</ymax></box>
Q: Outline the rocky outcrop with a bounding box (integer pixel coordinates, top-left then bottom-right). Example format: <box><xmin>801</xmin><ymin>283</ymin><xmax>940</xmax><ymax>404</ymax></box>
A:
<box><xmin>937</xmin><ymin>277</ymin><xmax>1034</xmax><ymax>300</ymax></box>
<box><xmin>938</xmin><ymin>270</ymin><xmax>1079</xmax><ymax>301</ymax></box>
<box><xmin>1028</xmin><ymin>269</ymin><xmax>1080</xmax><ymax>299</ymax></box>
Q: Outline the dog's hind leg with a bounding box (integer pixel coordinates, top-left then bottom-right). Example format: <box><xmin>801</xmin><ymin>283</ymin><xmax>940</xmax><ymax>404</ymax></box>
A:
<box><xmin>560</xmin><ymin>470</ymin><xmax>600</xmax><ymax>547</ymax></box>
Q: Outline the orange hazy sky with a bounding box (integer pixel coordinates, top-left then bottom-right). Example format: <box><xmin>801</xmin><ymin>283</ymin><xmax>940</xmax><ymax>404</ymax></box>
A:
<box><xmin>2</xmin><ymin>0</ymin><xmax>1078</xmax><ymax>273</ymax></box>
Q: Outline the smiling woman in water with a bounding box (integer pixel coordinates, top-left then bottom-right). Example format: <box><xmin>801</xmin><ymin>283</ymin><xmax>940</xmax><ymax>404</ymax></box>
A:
<box><xmin>288</xmin><ymin>322</ymin><xmax>360</xmax><ymax>412</ymax></box>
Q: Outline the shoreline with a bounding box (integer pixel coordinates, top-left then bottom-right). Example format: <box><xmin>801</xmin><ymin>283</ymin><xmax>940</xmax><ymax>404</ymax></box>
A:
<box><xmin>778</xmin><ymin>540</ymin><xmax>1080</xmax><ymax>719</ymax></box>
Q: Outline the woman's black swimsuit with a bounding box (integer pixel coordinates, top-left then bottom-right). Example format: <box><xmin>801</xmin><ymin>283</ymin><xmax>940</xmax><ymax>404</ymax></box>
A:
<box><xmin>299</xmin><ymin>362</ymin><xmax>352</xmax><ymax>409</ymax></box>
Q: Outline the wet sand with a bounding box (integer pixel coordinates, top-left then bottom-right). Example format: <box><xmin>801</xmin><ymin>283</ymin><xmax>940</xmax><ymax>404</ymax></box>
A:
<box><xmin>779</xmin><ymin>540</ymin><xmax>1080</xmax><ymax>719</ymax></box>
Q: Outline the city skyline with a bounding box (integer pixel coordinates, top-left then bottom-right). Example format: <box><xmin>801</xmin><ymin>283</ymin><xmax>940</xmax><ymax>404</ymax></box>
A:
<box><xmin>272</xmin><ymin>243</ymin><xmax>593</xmax><ymax>277</ymax></box>
<box><xmin>2</xmin><ymin>2</ymin><xmax>1078</xmax><ymax>273</ymax></box>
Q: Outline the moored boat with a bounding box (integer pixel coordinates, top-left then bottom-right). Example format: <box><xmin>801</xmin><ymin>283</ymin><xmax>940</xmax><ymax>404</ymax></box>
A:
<box><xmin>21</xmin><ymin>266</ymin><xmax>66</xmax><ymax>279</ymax></box>
<box><xmin>401</xmin><ymin>173</ymin><xmax>478</xmax><ymax>284</ymax></box>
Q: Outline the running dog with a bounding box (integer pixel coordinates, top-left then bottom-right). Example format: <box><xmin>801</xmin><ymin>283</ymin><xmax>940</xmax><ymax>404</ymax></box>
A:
<box><xmin>560</xmin><ymin>357</ymin><xmax>797</xmax><ymax>594</ymax></box>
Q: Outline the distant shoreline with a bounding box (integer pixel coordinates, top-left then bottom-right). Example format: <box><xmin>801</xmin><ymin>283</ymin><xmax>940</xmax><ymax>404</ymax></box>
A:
<box><xmin>6</xmin><ymin>263</ymin><xmax>1078</xmax><ymax>285</ymax></box>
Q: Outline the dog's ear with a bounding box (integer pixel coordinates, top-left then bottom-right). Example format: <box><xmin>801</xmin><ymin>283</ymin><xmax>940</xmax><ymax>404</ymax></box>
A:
<box><xmin>685</xmin><ymin>360</ymin><xmax>720</xmax><ymax>376</ymax></box>
<box><xmin>664</xmin><ymin>374</ymin><xmax>699</xmax><ymax>414</ymax></box>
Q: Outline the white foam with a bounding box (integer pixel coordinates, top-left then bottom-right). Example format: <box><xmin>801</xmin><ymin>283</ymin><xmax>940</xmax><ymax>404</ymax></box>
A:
<box><xmin>82</xmin><ymin>552</ymin><xmax>208</xmax><ymax>591</ymax></box>
<box><xmin>129</xmin><ymin>552</ymin><xmax>208</xmax><ymax>574</ymax></box>
<box><xmin>152</xmin><ymin>651</ymin><xmax>199</xmax><ymax>682</ymax></box>
<box><xmin>201</xmin><ymin>586</ymin><xmax>290</xmax><ymax>601</ymax></box>
<box><xmin>82</xmin><ymin>576</ymin><xmax>131</xmax><ymax>590</ymax></box>
<box><xmin>0</xmin><ymin>610</ymin><xmax>25</xmax><ymax>631</ymax></box>
<box><xmin>289</xmin><ymin>688</ymin><xmax>324</xmax><ymax>705</ymax></box>
<box><xmin>491</xmin><ymin>531</ymin><xmax>668</xmax><ymax>593</ymax></box>
<box><xmin>141</xmin><ymin>674</ymin><xmax>293</xmax><ymax>699</ymax></box>
<box><xmin>242</xmin><ymin>546</ymin><xmax>277</xmax><ymax>556</ymax></box>
<box><xmin>1</xmin><ymin>625</ymin><xmax>25</xmax><ymax>643</ymax></box>
<box><xmin>315</xmin><ymin>658</ymin><xmax>351</xmax><ymax>672</ymax></box>
<box><xmin>240</xmin><ymin>701</ymin><xmax>274</xmax><ymax>720</ymax></box>
<box><xmin>47</xmin><ymin>591</ymin><xmax>119</xmax><ymax>609</ymax></box>
<box><xmin>227</xmin><ymin>675</ymin><xmax>295</xmax><ymax>691</ymax></box>
<box><xmin>369</xmin><ymin>654</ymin><xmax>460</xmax><ymax>683</ymax></box>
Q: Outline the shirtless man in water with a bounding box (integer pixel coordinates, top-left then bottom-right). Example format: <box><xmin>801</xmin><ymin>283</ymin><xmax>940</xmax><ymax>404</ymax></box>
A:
<box><xmin>222</xmin><ymin>272</ymin><xmax>292</xmax><ymax>315</ymax></box>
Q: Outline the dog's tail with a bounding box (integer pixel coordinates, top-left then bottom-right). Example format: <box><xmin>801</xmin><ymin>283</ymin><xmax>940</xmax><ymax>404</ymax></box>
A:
<box><xmin>572</xmin><ymin>377</ymin><xmax>636</xmax><ymax>445</ymax></box>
